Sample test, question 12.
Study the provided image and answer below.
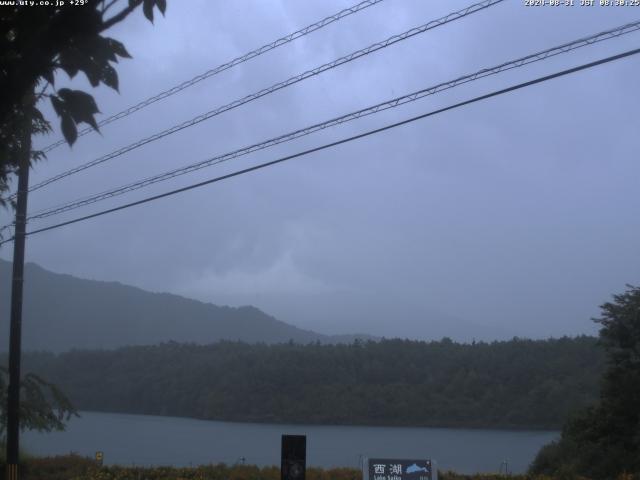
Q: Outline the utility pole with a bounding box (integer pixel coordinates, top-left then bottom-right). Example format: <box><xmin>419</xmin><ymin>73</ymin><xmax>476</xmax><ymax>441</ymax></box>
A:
<box><xmin>6</xmin><ymin>106</ymin><xmax>32</xmax><ymax>480</ymax></box>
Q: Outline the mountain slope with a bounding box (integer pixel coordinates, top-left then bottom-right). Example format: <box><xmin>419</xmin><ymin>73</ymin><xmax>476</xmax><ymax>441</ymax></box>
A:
<box><xmin>0</xmin><ymin>259</ymin><xmax>371</xmax><ymax>351</ymax></box>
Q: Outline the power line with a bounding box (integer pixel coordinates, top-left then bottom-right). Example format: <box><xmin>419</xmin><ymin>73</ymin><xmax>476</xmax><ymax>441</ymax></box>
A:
<box><xmin>39</xmin><ymin>0</ymin><xmax>386</xmax><ymax>154</ymax></box>
<box><xmin>24</xmin><ymin>19</ymin><xmax>640</xmax><ymax>222</ymax></box>
<box><xmin>22</xmin><ymin>0</ymin><xmax>505</xmax><ymax>196</ymax></box>
<box><xmin>3</xmin><ymin>46</ymin><xmax>637</xmax><ymax>245</ymax></box>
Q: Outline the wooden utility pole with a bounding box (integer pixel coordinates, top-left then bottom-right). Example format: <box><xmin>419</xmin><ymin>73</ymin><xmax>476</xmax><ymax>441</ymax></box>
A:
<box><xmin>5</xmin><ymin>107</ymin><xmax>32</xmax><ymax>480</ymax></box>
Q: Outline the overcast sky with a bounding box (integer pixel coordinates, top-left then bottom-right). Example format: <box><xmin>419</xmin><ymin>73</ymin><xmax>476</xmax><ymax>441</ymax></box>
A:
<box><xmin>2</xmin><ymin>0</ymin><xmax>639</xmax><ymax>341</ymax></box>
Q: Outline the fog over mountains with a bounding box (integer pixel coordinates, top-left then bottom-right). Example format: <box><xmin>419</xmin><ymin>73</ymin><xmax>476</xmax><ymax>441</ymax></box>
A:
<box><xmin>0</xmin><ymin>259</ymin><xmax>373</xmax><ymax>352</ymax></box>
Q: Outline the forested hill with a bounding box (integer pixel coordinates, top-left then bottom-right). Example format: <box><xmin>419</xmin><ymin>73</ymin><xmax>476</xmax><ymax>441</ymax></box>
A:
<box><xmin>0</xmin><ymin>259</ymin><xmax>372</xmax><ymax>351</ymax></box>
<box><xmin>21</xmin><ymin>336</ymin><xmax>604</xmax><ymax>429</ymax></box>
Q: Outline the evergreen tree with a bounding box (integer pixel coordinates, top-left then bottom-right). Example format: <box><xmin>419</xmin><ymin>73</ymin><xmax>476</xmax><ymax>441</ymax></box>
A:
<box><xmin>531</xmin><ymin>285</ymin><xmax>640</xmax><ymax>478</ymax></box>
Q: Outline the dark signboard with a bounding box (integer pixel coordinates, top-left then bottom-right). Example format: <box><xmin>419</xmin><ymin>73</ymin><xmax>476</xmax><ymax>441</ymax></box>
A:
<box><xmin>281</xmin><ymin>434</ymin><xmax>306</xmax><ymax>480</ymax></box>
<box><xmin>368</xmin><ymin>458</ymin><xmax>434</xmax><ymax>480</ymax></box>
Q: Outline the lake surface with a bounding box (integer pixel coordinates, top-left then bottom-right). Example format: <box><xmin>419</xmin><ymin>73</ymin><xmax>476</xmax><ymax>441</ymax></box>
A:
<box><xmin>23</xmin><ymin>411</ymin><xmax>558</xmax><ymax>474</ymax></box>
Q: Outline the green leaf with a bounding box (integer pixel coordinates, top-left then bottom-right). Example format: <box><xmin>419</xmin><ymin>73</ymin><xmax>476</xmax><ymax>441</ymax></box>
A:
<box><xmin>50</xmin><ymin>95</ymin><xmax>65</xmax><ymax>117</ymax></box>
<box><xmin>100</xmin><ymin>64</ymin><xmax>119</xmax><ymax>91</ymax></box>
<box><xmin>143</xmin><ymin>0</ymin><xmax>154</xmax><ymax>23</ymax></box>
<box><xmin>66</xmin><ymin>36</ymin><xmax>126</xmax><ymax>88</ymax></box>
<box><xmin>105</xmin><ymin>37</ymin><xmax>132</xmax><ymax>59</ymax></box>
<box><xmin>91</xmin><ymin>35</ymin><xmax>118</xmax><ymax>63</ymax></box>
<box><xmin>57</xmin><ymin>89</ymin><xmax>100</xmax><ymax>132</ymax></box>
<box><xmin>31</xmin><ymin>150</ymin><xmax>47</xmax><ymax>163</ymax></box>
<box><xmin>59</xmin><ymin>61</ymin><xmax>79</xmax><ymax>79</ymax></box>
<box><xmin>60</xmin><ymin>113</ymin><xmax>77</xmax><ymax>146</ymax></box>
<box><xmin>82</xmin><ymin>59</ymin><xmax>101</xmax><ymax>87</ymax></box>
<box><xmin>58</xmin><ymin>89</ymin><xmax>99</xmax><ymax>115</ymax></box>
<box><xmin>58</xmin><ymin>48</ymin><xmax>82</xmax><ymax>79</ymax></box>
<box><xmin>31</xmin><ymin>107</ymin><xmax>50</xmax><ymax>133</ymax></box>
<box><xmin>156</xmin><ymin>0</ymin><xmax>166</xmax><ymax>15</ymax></box>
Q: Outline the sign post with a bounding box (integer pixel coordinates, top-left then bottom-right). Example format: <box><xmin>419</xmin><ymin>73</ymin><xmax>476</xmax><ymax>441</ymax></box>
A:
<box><xmin>281</xmin><ymin>435</ymin><xmax>306</xmax><ymax>480</ymax></box>
<box><xmin>366</xmin><ymin>458</ymin><xmax>437</xmax><ymax>480</ymax></box>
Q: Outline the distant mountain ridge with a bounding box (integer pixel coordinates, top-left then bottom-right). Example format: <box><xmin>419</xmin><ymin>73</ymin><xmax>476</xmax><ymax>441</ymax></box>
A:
<box><xmin>0</xmin><ymin>259</ymin><xmax>374</xmax><ymax>352</ymax></box>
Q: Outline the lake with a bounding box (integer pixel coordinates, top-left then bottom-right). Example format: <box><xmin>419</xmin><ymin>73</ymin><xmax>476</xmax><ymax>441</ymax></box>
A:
<box><xmin>23</xmin><ymin>411</ymin><xmax>558</xmax><ymax>474</ymax></box>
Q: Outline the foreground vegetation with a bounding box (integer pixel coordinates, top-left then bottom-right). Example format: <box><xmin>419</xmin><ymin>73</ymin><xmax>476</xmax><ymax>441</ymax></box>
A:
<box><xmin>3</xmin><ymin>455</ymin><xmax>639</xmax><ymax>480</ymax></box>
<box><xmin>18</xmin><ymin>335</ymin><xmax>603</xmax><ymax>430</ymax></box>
<box><xmin>530</xmin><ymin>285</ymin><xmax>640</xmax><ymax>479</ymax></box>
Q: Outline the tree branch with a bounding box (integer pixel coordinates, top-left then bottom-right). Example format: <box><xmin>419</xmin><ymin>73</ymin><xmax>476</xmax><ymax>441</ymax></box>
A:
<box><xmin>101</xmin><ymin>0</ymin><xmax>143</xmax><ymax>32</ymax></box>
<box><xmin>35</xmin><ymin>81</ymin><xmax>50</xmax><ymax>100</ymax></box>
<box><xmin>101</xmin><ymin>0</ymin><xmax>120</xmax><ymax>15</ymax></box>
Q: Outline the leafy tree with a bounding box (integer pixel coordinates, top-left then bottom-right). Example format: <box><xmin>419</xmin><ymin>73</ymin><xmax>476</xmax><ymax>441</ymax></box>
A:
<box><xmin>0</xmin><ymin>0</ymin><xmax>167</xmax><ymax>206</ymax></box>
<box><xmin>0</xmin><ymin>366</ymin><xmax>77</xmax><ymax>436</ymax></box>
<box><xmin>530</xmin><ymin>285</ymin><xmax>640</xmax><ymax>478</ymax></box>
<box><xmin>0</xmin><ymin>0</ymin><xmax>167</xmax><ymax>438</ymax></box>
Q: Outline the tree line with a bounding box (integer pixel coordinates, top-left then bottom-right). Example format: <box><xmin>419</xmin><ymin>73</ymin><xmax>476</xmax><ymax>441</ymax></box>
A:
<box><xmin>16</xmin><ymin>336</ymin><xmax>603</xmax><ymax>430</ymax></box>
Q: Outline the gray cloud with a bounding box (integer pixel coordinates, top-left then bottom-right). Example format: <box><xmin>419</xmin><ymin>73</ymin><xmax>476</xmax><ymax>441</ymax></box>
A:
<box><xmin>2</xmin><ymin>0</ymin><xmax>639</xmax><ymax>341</ymax></box>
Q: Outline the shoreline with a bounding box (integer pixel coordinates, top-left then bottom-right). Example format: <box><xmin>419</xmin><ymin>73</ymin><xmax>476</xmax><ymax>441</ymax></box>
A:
<box><xmin>73</xmin><ymin>409</ymin><xmax>563</xmax><ymax>433</ymax></box>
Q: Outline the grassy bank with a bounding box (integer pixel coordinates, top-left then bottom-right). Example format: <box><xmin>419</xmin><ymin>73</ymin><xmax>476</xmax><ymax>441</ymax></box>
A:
<box><xmin>2</xmin><ymin>456</ymin><xmax>638</xmax><ymax>480</ymax></box>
